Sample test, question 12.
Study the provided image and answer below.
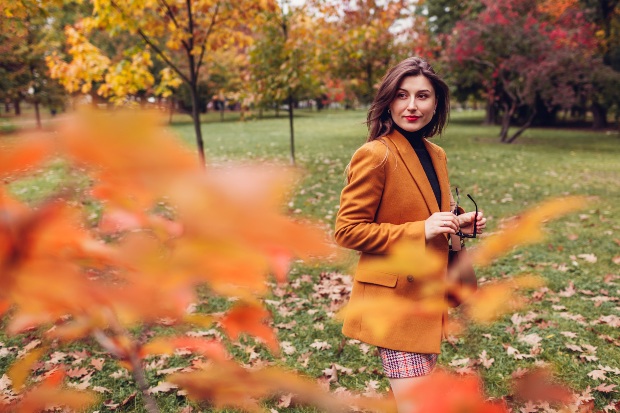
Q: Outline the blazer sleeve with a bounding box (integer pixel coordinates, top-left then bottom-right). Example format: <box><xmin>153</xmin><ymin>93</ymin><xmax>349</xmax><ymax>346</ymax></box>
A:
<box><xmin>334</xmin><ymin>143</ymin><xmax>426</xmax><ymax>255</ymax></box>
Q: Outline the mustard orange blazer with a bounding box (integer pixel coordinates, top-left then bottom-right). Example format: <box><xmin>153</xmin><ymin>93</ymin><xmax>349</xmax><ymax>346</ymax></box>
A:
<box><xmin>334</xmin><ymin>130</ymin><xmax>452</xmax><ymax>354</ymax></box>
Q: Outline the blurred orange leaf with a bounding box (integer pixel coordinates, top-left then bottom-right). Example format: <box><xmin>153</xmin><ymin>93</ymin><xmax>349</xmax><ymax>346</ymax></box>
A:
<box><xmin>401</xmin><ymin>370</ymin><xmax>508</xmax><ymax>413</ymax></box>
<box><xmin>7</xmin><ymin>379</ymin><xmax>97</xmax><ymax>413</ymax></box>
<box><xmin>220</xmin><ymin>303</ymin><xmax>279</xmax><ymax>354</ymax></box>
<box><xmin>140</xmin><ymin>337</ymin><xmax>228</xmax><ymax>362</ymax></box>
<box><xmin>168</xmin><ymin>361</ymin><xmax>393</xmax><ymax>413</ymax></box>
<box><xmin>466</xmin><ymin>275</ymin><xmax>545</xmax><ymax>324</ymax></box>
<box><xmin>0</xmin><ymin>134</ymin><xmax>55</xmax><ymax>178</ymax></box>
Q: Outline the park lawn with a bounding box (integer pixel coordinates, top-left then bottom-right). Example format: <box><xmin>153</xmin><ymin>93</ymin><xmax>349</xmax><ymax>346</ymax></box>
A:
<box><xmin>2</xmin><ymin>109</ymin><xmax>620</xmax><ymax>412</ymax></box>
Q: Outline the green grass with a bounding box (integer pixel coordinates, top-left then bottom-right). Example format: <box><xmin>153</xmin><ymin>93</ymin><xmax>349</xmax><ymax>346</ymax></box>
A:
<box><xmin>2</xmin><ymin>109</ymin><xmax>620</xmax><ymax>412</ymax></box>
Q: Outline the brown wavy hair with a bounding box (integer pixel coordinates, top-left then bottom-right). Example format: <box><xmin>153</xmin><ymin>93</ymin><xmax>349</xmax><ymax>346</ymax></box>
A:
<box><xmin>366</xmin><ymin>57</ymin><xmax>450</xmax><ymax>142</ymax></box>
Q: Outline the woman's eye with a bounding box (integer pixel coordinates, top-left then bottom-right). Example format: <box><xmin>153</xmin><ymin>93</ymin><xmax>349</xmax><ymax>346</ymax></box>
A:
<box><xmin>418</xmin><ymin>94</ymin><xmax>428</xmax><ymax>99</ymax></box>
<box><xmin>397</xmin><ymin>93</ymin><xmax>407</xmax><ymax>99</ymax></box>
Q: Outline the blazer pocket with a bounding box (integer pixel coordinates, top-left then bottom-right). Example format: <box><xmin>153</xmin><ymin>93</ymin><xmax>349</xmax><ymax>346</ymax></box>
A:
<box><xmin>354</xmin><ymin>270</ymin><xmax>398</xmax><ymax>288</ymax></box>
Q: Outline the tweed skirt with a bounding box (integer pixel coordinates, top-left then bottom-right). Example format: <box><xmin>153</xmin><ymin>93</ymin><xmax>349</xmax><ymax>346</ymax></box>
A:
<box><xmin>378</xmin><ymin>347</ymin><xmax>438</xmax><ymax>378</ymax></box>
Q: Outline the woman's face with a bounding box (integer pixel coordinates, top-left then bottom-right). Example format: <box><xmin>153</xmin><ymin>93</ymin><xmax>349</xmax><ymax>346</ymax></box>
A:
<box><xmin>389</xmin><ymin>75</ymin><xmax>437</xmax><ymax>133</ymax></box>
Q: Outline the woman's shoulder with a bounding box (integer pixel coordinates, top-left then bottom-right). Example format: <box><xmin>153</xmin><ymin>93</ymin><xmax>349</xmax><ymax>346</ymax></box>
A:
<box><xmin>423</xmin><ymin>138</ymin><xmax>447</xmax><ymax>157</ymax></box>
<box><xmin>354</xmin><ymin>138</ymin><xmax>393</xmax><ymax>156</ymax></box>
<box><xmin>348</xmin><ymin>138</ymin><xmax>394</xmax><ymax>171</ymax></box>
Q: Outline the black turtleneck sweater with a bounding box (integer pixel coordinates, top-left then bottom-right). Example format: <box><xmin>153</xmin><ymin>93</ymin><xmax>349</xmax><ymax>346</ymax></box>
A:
<box><xmin>393</xmin><ymin>123</ymin><xmax>442</xmax><ymax>208</ymax></box>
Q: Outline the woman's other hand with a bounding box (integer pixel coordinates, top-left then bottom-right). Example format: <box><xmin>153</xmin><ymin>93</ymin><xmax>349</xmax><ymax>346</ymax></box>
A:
<box><xmin>457</xmin><ymin>211</ymin><xmax>487</xmax><ymax>235</ymax></box>
<box><xmin>425</xmin><ymin>212</ymin><xmax>460</xmax><ymax>240</ymax></box>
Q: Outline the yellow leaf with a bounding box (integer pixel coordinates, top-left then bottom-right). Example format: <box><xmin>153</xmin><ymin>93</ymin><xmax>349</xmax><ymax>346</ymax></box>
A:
<box><xmin>183</xmin><ymin>314</ymin><xmax>215</xmax><ymax>328</ymax></box>
<box><xmin>364</xmin><ymin>241</ymin><xmax>444</xmax><ymax>279</ymax></box>
<box><xmin>8</xmin><ymin>346</ymin><xmax>48</xmax><ymax>392</ymax></box>
<box><xmin>472</xmin><ymin>196</ymin><xmax>588</xmax><ymax>266</ymax></box>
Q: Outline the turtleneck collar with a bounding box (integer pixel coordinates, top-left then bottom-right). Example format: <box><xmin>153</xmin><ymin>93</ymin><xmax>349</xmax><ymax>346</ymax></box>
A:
<box><xmin>392</xmin><ymin>123</ymin><xmax>426</xmax><ymax>149</ymax></box>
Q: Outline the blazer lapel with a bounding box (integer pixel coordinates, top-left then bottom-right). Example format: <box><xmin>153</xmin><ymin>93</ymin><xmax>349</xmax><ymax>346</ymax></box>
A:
<box><xmin>385</xmin><ymin>131</ymin><xmax>440</xmax><ymax>214</ymax></box>
<box><xmin>424</xmin><ymin>139</ymin><xmax>451</xmax><ymax>213</ymax></box>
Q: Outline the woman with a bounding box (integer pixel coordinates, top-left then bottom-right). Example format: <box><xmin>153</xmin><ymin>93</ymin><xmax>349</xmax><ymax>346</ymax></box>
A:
<box><xmin>334</xmin><ymin>57</ymin><xmax>486</xmax><ymax>411</ymax></box>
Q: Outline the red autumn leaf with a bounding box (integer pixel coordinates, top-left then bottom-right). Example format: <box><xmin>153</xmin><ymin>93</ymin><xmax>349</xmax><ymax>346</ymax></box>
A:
<box><xmin>220</xmin><ymin>303</ymin><xmax>279</xmax><ymax>354</ymax></box>
<box><xmin>513</xmin><ymin>368</ymin><xmax>575</xmax><ymax>404</ymax></box>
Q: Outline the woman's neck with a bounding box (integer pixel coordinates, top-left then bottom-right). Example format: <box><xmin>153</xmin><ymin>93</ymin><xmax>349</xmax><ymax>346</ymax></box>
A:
<box><xmin>392</xmin><ymin>123</ymin><xmax>425</xmax><ymax>148</ymax></box>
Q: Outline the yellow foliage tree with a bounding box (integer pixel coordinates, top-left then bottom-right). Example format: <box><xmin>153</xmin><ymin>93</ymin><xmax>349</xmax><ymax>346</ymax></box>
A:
<box><xmin>47</xmin><ymin>0</ymin><xmax>276</xmax><ymax>165</ymax></box>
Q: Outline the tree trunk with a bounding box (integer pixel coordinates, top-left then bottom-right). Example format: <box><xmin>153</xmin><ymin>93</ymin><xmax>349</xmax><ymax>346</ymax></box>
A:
<box><xmin>14</xmin><ymin>99</ymin><xmax>21</xmax><ymax>116</ymax></box>
<box><xmin>34</xmin><ymin>101</ymin><xmax>41</xmax><ymax>129</ymax></box>
<box><xmin>189</xmin><ymin>83</ymin><xmax>206</xmax><ymax>166</ymax></box>
<box><xmin>220</xmin><ymin>101</ymin><xmax>224</xmax><ymax>122</ymax></box>
<box><xmin>168</xmin><ymin>97</ymin><xmax>174</xmax><ymax>125</ymax></box>
<box><xmin>499</xmin><ymin>100</ymin><xmax>518</xmax><ymax>143</ymax></box>
<box><xmin>4</xmin><ymin>100</ymin><xmax>9</xmax><ymax>114</ymax></box>
<box><xmin>506</xmin><ymin>110</ymin><xmax>537</xmax><ymax>144</ymax></box>
<box><xmin>484</xmin><ymin>98</ymin><xmax>496</xmax><ymax>125</ymax></box>
<box><xmin>288</xmin><ymin>93</ymin><xmax>295</xmax><ymax>166</ymax></box>
<box><xmin>275</xmin><ymin>105</ymin><xmax>279</xmax><ymax>118</ymax></box>
<box><xmin>591</xmin><ymin>101</ymin><xmax>608</xmax><ymax>129</ymax></box>
<box><xmin>499</xmin><ymin>113</ymin><xmax>510</xmax><ymax>142</ymax></box>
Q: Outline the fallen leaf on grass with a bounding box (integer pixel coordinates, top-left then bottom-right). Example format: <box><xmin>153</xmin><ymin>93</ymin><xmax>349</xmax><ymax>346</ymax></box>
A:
<box><xmin>66</xmin><ymin>367</ymin><xmax>90</xmax><ymax>379</ymax></box>
<box><xmin>309</xmin><ymin>340</ymin><xmax>331</xmax><ymax>351</ymax></box>
<box><xmin>594</xmin><ymin>383</ymin><xmax>616</xmax><ymax>393</ymax></box>
<box><xmin>612</xmin><ymin>256</ymin><xmax>620</xmax><ymax>265</ymax></box>
<box><xmin>90</xmin><ymin>358</ymin><xmax>105</xmax><ymax>371</ymax></box>
<box><xmin>577</xmin><ymin>253</ymin><xmax>597</xmax><ymax>263</ymax></box>
<box><xmin>479</xmin><ymin>350</ymin><xmax>495</xmax><ymax>368</ymax></box>
<box><xmin>587</xmin><ymin>370</ymin><xmax>607</xmax><ymax>380</ymax></box>
<box><xmin>148</xmin><ymin>381</ymin><xmax>178</xmax><ymax>394</ymax></box>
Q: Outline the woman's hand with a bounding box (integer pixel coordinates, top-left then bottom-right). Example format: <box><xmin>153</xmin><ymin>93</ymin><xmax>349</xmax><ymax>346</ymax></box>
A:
<box><xmin>425</xmin><ymin>212</ymin><xmax>460</xmax><ymax>240</ymax></box>
<box><xmin>457</xmin><ymin>211</ymin><xmax>487</xmax><ymax>235</ymax></box>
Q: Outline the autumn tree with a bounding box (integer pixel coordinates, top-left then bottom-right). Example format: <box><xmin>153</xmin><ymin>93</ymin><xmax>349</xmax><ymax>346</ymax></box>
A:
<box><xmin>579</xmin><ymin>0</ymin><xmax>620</xmax><ymax>127</ymax></box>
<box><xmin>0</xmin><ymin>0</ymin><xmax>67</xmax><ymax>126</ymax></box>
<box><xmin>312</xmin><ymin>0</ymin><xmax>411</xmax><ymax>104</ymax></box>
<box><xmin>48</xmin><ymin>0</ymin><xmax>273</xmax><ymax>165</ymax></box>
<box><xmin>250</xmin><ymin>2</ymin><xmax>325</xmax><ymax>165</ymax></box>
<box><xmin>421</xmin><ymin>0</ymin><xmax>483</xmax><ymax>36</ymax></box>
<box><xmin>443</xmin><ymin>0</ymin><xmax>615</xmax><ymax>142</ymax></box>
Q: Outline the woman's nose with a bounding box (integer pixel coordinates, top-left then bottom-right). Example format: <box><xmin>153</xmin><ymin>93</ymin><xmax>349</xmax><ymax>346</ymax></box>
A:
<box><xmin>407</xmin><ymin>97</ymin><xmax>417</xmax><ymax>110</ymax></box>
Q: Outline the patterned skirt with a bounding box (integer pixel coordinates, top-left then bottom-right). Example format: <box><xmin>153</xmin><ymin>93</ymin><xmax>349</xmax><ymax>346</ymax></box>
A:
<box><xmin>378</xmin><ymin>347</ymin><xmax>438</xmax><ymax>378</ymax></box>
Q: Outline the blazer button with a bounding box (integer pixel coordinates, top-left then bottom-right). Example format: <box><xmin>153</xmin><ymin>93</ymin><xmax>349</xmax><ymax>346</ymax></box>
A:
<box><xmin>406</xmin><ymin>275</ymin><xmax>414</xmax><ymax>282</ymax></box>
